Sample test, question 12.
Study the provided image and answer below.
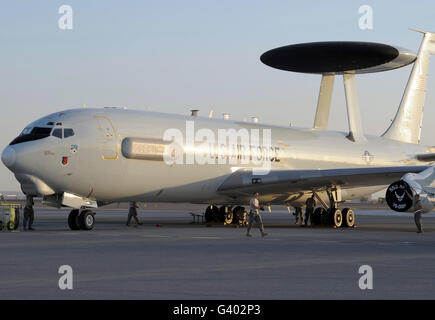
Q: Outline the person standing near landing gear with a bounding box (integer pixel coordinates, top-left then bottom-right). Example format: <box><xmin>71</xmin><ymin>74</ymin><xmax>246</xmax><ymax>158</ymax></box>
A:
<box><xmin>413</xmin><ymin>194</ymin><xmax>424</xmax><ymax>233</ymax></box>
<box><xmin>23</xmin><ymin>195</ymin><xmax>35</xmax><ymax>231</ymax></box>
<box><xmin>294</xmin><ymin>207</ymin><xmax>303</xmax><ymax>225</ymax></box>
<box><xmin>246</xmin><ymin>192</ymin><xmax>268</xmax><ymax>237</ymax></box>
<box><xmin>304</xmin><ymin>194</ymin><xmax>316</xmax><ymax>227</ymax></box>
<box><xmin>126</xmin><ymin>201</ymin><xmax>143</xmax><ymax>227</ymax></box>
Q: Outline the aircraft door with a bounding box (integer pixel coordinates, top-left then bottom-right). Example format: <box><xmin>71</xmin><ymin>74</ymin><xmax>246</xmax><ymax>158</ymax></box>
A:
<box><xmin>94</xmin><ymin>115</ymin><xmax>118</xmax><ymax>160</ymax></box>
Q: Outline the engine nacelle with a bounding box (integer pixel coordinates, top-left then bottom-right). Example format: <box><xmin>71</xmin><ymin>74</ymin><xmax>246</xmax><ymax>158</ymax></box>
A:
<box><xmin>386</xmin><ymin>167</ymin><xmax>435</xmax><ymax>213</ymax></box>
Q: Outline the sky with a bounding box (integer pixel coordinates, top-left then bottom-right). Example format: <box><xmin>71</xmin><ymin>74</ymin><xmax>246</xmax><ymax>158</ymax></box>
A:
<box><xmin>1</xmin><ymin>0</ymin><xmax>435</xmax><ymax>191</ymax></box>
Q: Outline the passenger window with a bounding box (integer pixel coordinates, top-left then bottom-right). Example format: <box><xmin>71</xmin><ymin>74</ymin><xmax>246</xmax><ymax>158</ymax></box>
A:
<box><xmin>64</xmin><ymin>128</ymin><xmax>74</xmax><ymax>138</ymax></box>
<box><xmin>52</xmin><ymin>129</ymin><xmax>62</xmax><ymax>139</ymax></box>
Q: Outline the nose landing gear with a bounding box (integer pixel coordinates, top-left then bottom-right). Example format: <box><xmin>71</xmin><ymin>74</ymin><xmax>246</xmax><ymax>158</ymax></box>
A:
<box><xmin>68</xmin><ymin>209</ymin><xmax>95</xmax><ymax>230</ymax></box>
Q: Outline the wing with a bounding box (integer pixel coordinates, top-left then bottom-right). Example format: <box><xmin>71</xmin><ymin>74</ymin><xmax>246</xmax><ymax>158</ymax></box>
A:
<box><xmin>217</xmin><ymin>166</ymin><xmax>429</xmax><ymax>196</ymax></box>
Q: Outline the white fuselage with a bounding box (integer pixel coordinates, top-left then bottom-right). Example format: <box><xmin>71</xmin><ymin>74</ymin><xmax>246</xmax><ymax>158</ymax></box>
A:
<box><xmin>2</xmin><ymin>108</ymin><xmax>432</xmax><ymax>206</ymax></box>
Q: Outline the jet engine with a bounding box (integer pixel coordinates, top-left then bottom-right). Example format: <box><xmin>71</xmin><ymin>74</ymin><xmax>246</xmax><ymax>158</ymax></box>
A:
<box><xmin>386</xmin><ymin>167</ymin><xmax>435</xmax><ymax>213</ymax></box>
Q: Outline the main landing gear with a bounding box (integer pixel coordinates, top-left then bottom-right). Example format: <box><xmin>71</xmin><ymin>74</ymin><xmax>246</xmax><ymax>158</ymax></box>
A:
<box><xmin>311</xmin><ymin>189</ymin><xmax>356</xmax><ymax>228</ymax></box>
<box><xmin>68</xmin><ymin>209</ymin><xmax>95</xmax><ymax>230</ymax></box>
<box><xmin>204</xmin><ymin>205</ymin><xmax>248</xmax><ymax>226</ymax></box>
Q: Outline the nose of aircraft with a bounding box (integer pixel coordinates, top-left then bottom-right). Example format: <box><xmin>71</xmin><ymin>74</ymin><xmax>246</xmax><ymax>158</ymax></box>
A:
<box><xmin>1</xmin><ymin>145</ymin><xmax>16</xmax><ymax>169</ymax></box>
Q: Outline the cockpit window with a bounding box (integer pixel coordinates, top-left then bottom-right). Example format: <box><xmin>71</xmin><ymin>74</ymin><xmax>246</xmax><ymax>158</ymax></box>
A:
<box><xmin>64</xmin><ymin>128</ymin><xmax>74</xmax><ymax>138</ymax></box>
<box><xmin>52</xmin><ymin>128</ymin><xmax>62</xmax><ymax>139</ymax></box>
<box><xmin>10</xmin><ymin>127</ymin><xmax>52</xmax><ymax>145</ymax></box>
<box><xmin>20</xmin><ymin>127</ymin><xmax>33</xmax><ymax>136</ymax></box>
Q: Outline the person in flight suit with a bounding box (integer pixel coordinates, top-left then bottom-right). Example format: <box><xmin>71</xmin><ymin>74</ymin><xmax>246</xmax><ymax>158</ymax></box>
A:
<box><xmin>126</xmin><ymin>201</ymin><xmax>143</xmax><ymax>227</ymax></box>
<box><xmin>304</xmin><ymin>194</ymin><xmax>316</xmax><ymax>227</ymax></box>
<box><xmin>246</xmin><ymin>192</ymin><xmax>268</xmax><ymax>237</ymax></box>
<box><xmin>23</xmin><ymin>196</ymin><xmax>35</xmax><ymax>231</ymax></box>
<box><xmin>413</xmin><ymin>194</ymin><xmax>424</xmax><ymax>233</ymax></box>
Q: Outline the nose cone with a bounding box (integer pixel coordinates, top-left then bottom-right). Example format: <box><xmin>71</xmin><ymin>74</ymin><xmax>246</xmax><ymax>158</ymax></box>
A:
<box><xmin>1</xmin><ymin>146</ymin><xmax>16</xmax><ymax>169</ymax></box>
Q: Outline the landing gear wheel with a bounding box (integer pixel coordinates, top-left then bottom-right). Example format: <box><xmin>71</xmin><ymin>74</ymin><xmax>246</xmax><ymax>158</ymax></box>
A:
<box><xmin>332</xmin><ymin>209</ymin><xmax>343</xmax><ymax>228</ymax></box>
<box><xmin>224</xmin><ymin>210</ymin><xmax>233</xmax><ymax>225</ymax></box>
<box><xmin>342</xmin><ymin>208</ymin><xmax>355</xmax><ymax>228</ymax></box>
<box><xmin>320</xmin><ymin>210</ymin><xmax>329</xmax><ymax>225</ymax></box>
<box><xmin>205</xmin><ymin>205</ymin><xmax>219</xmax><ymax>223</ymax></box>
<box><xmin>233</xmin><ymin>206</ymin><xmax>247</xmax><ymax>226</ymax></box>
<box><xmin>6</xmin><ymin>221</ymin><xmax>14</xmax><ymax>231</ymax></box>
<box><xmin>78</xmin><ymin>210</ymin><xmax>95</xmax><ymax>230</ymax></box>
<box><xmin>218</xmin><ymin>206</ymin><xmax>227</xmax><ymax>223</ymax></box>
<box><xmin>311</xmin><ymin>207</ymin><xmax>323</xmax><ymax>225</ymax></box>
<box><xmin>315</xmin><ymin>208</ymin><xmax>328</xmax><ymax>225</ymax></box>
<box><xmin>68</xmin><ymin>209</ymin><xmax>80</xmax><ymax>230</ymax></box>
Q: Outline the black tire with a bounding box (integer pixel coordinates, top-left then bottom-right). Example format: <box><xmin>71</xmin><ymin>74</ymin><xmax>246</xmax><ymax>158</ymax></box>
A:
<box><xmin>13</xmin><ymin>207</ymin><xmax>20</xmax><ymax>230</ymax></box>
<box><xmin>324</xmin><ymin>208</ymin><xmax>335</xmax><ymax>225</ymax></box>
<box><xmin>233</xmin><ymin>206</ymin><xmax>247</xmax><ymax>226</ymax></box>
<box><xmin>6</xmin><ymin>221</ymin><xmax>14</xmax><ymax>231</ymax></box>
<box><xmin>317</xmin><ymin>208</ymin><xmax>328</xmax><ymax>225</ymax></box>
<box><xmin>311</xmin><ymin>207</ymin><xmax>322</xmax><ymax>225</ymax></box>
<box><xmin>342</xmin><ymin>208</ymin><xmax>355</xmax><ymax>228</ymax></box>
<box><xmin>68</xmin><ymin>209</ymin><xmax>80</xmax><ymax>230</ymax></box>
<box><xmin>332</xmin><ymin>209</ymin><xmax>343</xmax><ymax>228</ymax></box>
<box><xmin>232</xmin><ymin>206</ymin><xmax>242</xmax><ymax>224</ymax></box>
<box><xmin>205</xmin><ymin>206</ymin><xmax>213</xmax><ymax>223</ymax></box>
<box><xmin>205</xmin><ymin>205</ymin><xmax>219</xmax><ymax>223</ymax></box>
<box><xmin>320</xmin><ymin>209</ymin><xmax>329</xmax><ymax>225</ymax></box>
<box><xmin>224</xmin><ymin>209</ymin><xmax>233</xmax><ymax>225</ymax></box>
<box><xmin>78</xmin><ymin>210</ymin><xmax>95</xmax><ymax>230</ymax></box>
<box><xmin>218</xmin><ymin>206</ymin><xmax>227</xmax><ymax>223</ymax></box>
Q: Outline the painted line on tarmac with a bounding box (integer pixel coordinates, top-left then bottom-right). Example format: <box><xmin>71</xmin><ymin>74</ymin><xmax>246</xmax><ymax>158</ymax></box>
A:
<box><xmin>142</xmin><ymin>234</ymin><xmax>171</xmax><ymax>238</ymax></box>
<box><xmin>191</xmin><ymin>236</ymin><xmax>222</xmax><ymax>239</ymax></box>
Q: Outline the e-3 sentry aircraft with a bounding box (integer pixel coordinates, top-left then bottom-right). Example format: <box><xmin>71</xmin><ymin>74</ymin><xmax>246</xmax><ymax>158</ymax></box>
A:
<box><xmin>3</xmin><ymin>30</ymin><xmax>435</xmax><ymax>231</ymax></box>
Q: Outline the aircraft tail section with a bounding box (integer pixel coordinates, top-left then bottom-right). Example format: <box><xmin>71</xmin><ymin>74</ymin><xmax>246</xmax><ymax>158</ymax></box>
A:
<box><xmin>382</xmin><ymin>30</ymin><xmax>435</xmax><ymax>144</ymax></box>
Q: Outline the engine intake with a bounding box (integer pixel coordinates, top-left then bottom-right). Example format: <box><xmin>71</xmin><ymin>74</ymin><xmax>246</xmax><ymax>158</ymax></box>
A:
<box><xmin>386</xmin><ymin>180</ymin><xmax>413</xmax><ymax>212</ymax></box>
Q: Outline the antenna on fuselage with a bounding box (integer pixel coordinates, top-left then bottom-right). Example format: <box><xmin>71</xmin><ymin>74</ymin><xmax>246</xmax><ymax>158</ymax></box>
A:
<box><xmin>260</xmin><ymin>40</ymin><xmax>417</xmax><ymax>142</ymax></box>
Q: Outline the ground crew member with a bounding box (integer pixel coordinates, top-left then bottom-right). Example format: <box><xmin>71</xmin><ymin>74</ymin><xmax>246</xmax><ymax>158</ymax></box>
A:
<box><xmin>294</xmin><ymin>206</ymin><xmax>303</xmax><ymax>225</ymax></box>
<box><xmin>126</xmin><ymin>201</ymin><xmax>143</xmax><ymax>226</ymax></box>
<box><xmin>23</xmin><ymin>196</ymin><xmax>35</xmax><ymax>231</ymax></box>
<box><xmin>413</xmin><ymin>194</ymin><xmax>423</xmax><ymax>233</ymax></box>
<box><xmin>246</xmin><ymin>192</ymin><xmax>268</xmax><ymax>237</ymax></box>
<box><xmin>304</xmin><ymin>194</ymin><xmax>316</xmax><ymax>227</ymax></box>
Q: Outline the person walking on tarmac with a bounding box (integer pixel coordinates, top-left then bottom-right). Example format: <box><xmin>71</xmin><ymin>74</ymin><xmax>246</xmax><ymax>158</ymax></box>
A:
<box><xmin>304</xmin><ymin>194</ymin><xmax>316</xmax><ymax>227</ymax></box>
<box><xmin>246</xmin><ymin>192</ymin><xmax>268</xmax><ymax>237</ymax></box>
<box><xmin>23</xmin><ymin>196</ymin><xmax>35</xmax><ymax>231</ymax></box>
<box><xmin>413</xmin><ymin>194</ymin><xmax>424</xmax><ymax>233</ymax></box>
<box><xmin>126</xmin><ymin>201</ymin><xmax>143</xmax><ymax>227</ymax></box>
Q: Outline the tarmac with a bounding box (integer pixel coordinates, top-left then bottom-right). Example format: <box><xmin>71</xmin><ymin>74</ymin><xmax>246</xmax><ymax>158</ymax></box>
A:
<box><xmin>0</xmin><ymin>205</ymin><xmax>435</xmax><ymax>300</ymax></box>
